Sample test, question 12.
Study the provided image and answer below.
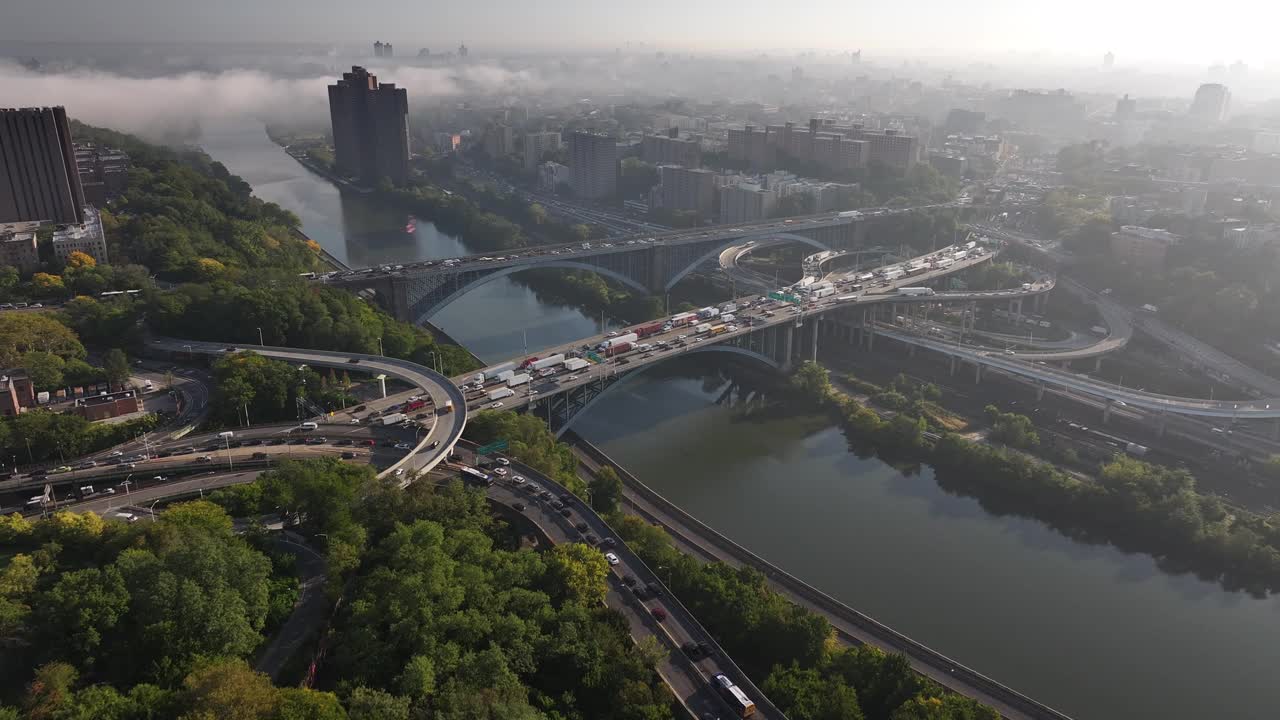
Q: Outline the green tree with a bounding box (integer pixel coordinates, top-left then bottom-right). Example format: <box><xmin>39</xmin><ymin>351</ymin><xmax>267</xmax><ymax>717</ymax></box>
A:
<box><xmin>546</xmin><ymin>542</ymin><xmax>610</xmax><ymax>606</ymax></box>
<box><xmin>589</xmin><ymin>465</ymin><xmax>624</xmax><ymax>515</ymax></box>
<box><xmin>0</xmin><ymin>313</ymin><xmax>85</xmax><ymax>367</ymax></box>
<box><xmin>345</xmin><ymin>687</ymin><xmax>410</xmax><ymax>720</ymax></box>
<box><xmin>34</xmin><ymin>566</ymin><xmax>130</xmax><ymax>670</ymax></box>
<box><xmin>763</xmin><ymin>664</ymin><xmax>865</xmax><ymax>720</ymax></box>
<box><xmin>102</xmin><ymin>348</ymin><xmax>131</xmax><ymax>386</ymax></box>
<box><xmin>21</xmin><ymin>351</ymin><xmax>66</xmax><ymax>391</ymax></box>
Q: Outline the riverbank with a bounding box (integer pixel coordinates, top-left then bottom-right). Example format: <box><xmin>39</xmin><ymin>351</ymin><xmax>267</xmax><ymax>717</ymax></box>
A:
<box><xmin>786</xmin><ymin>361</ymin><xmax>1280</xmax><ymax>598</ymax></box>
<box><xmin>565</xmin><ymin>431</ymin><xmax>1068</xmax><ymax>720</ymax></box>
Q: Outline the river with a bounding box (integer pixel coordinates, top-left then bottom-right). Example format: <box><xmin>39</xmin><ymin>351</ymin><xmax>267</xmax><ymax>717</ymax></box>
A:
<box><xmin>197</xmin><ymin>119</ymin><xmax>611</xmax><ymax>363</ymax></box>
<box><xmin>200</xmin><ymin>121</ymin><xmax>1280</xmax><ymax>720</ymax></box>
<box><xmin>576</xmin><ymin>359</ymin><xmax>1280</xmax><ymax>720</ymax></box>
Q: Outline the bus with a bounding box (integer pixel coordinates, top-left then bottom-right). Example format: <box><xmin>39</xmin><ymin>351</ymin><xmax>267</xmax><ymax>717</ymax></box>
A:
<box><xmin>711</xmin><ymin>674</ymin><xmax>756</xmax><ymax>718</ymax></box>
<box><xmin>460</xmin><ymin>466</ymin><xmax>493</xmax><ymax>487</ymax></box>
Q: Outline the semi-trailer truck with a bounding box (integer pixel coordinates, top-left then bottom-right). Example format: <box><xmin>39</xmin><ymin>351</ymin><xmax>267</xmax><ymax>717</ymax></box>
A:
<box><xmin>531</xmin><ymin>354</ymin><xmax>565</xmax><ymax>371</ymax></box>
<box><xmin>669</xmin><ymin>311</ymin><xmax>698</xmax><ymax>327</ymax></box>
<box><xmin>604</xmin><ymin>342</ymin><xmax>632</xmax><ymax>357</ymax></box>
<box><xmin>507</xmin><ymin>373</ymin><xmax>531</xmax><ymax>387</ymax></box>
<box><xmin>564</xmin><ymin>358</ymin><xmax>590</xmax><ymax>372</ymax></box>
<box><xmin>813</xmin><ymin>287</ymin><xmax>836</xmax><ymax>299</ymax></box>
<box><xmin>473</xmin><ymin>362</ymin><xmax>516</xmax><ymax>384</ymax></box>
<box><xmin>487</xmin><ymin>387</ymin><xmax>515</xmax><ymax>401</ymax></box>
<box><xmin>496</xmin><ymin>370</ymin><xmax>517</xmax><ymax>384</ymax></box>
<box><xmin>697</xmin><ymin>306</ymin><xmax>720</xmax><ymax>320</ymax></box>
<box><xmin>694</xmin><ymin>323</ymin><xmax>713</xmax><ymax>334</ymax></box>
<box><xmin>897</xmin><ymin>287</ymin><xmax>935</xmax><ymax>296</ymax></box>
<box><xmin>599</xmin><ymin>333</ymin><xmax>638</xmax><ymax>349</ymax></box>
<box><xmin>635</xmin><ymin>322</ymin><xmax>664</xmax><ymax>339</ymax></box>
<box><xmin>379</xmin><ymin>413</ymin><xmax>407</xmax><ymax>426</ymax></box>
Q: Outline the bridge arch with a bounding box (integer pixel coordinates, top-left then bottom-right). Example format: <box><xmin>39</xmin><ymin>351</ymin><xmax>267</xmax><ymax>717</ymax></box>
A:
<box><xmin>664</xmin><ymin>232</ymin><xmax>832</xmax><ymax>292</ymax></box>
<box><xmin>416</xmin><ymin>260</ymin><xmax>651</xmax><ymax>323</ymax></box>
<box><xmin>553</xmin><ymin>344</ymin><xmax>780</xmax><ymax>438</ymax></box>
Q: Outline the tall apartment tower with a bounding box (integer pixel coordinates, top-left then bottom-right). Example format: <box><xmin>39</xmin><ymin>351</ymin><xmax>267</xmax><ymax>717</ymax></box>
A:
<box><xmin>327</xmin><ymin>66</ymin><xmax>410</xmax><ymax>186</ymax></box>
<box><xmin>1189</xmin><ymin>83</ymin><xmax>1230</xmax><ymax>123</ymax></box>
<box><xmin>0</xmin><ymin>107</ymin><xmax>86</xmax><ymax>224</ymax></box>
<box><xmin>568</xmin><ymin>132</ymin><xmax>617</xmax><ymax>201</ymax></box>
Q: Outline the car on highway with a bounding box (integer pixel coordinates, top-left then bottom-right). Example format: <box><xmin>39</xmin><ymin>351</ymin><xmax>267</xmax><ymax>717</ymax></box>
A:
<box><xmin>108</xmin><ymin>450</ymin><xmax>123</xmax><ymax>457</ymax></box>
<box><xmin>427</xmin><ymin>440</ymin><xmax>440</xmax><ymax>450</ymax></box>
<box><xmin>604</xmin><ymin>552</ymin><xmax>620</xmax><ymax>566</ymax></box>
<box><xmin>566</xmin><ymin>375</ymin><xmax>579</xmax><ymax>381</ymax></box>
<box><xmin>394</xmin><ymin>468</ymin><xmax>405</xmax><ymax>477</ymax></box>
<box><xmin>513</xmin><ymin>502</ymin><xmax>526</xmax><ymax>511</ymax></box>
<box><xmin>394</xmin><ymin>442</ymin><xmax>412</xmax><ymax>450</ymax></box>
<box><xmin>650</xmin><ymin>607</ymin><xmax>667</xmax><ymax>622</ymax></box>
<box><xmin>306</xmin><ymin>437</ymin><xmax>327</xmax><ymax>445</ymax></box>
<box><xmin>493</xmin><ymin>467</ymin><xmax>508</xmax><ymax>477</ymax></box>
<box><xmin>489</xmin><ymin>401</ymin><xmax>504</xmax><ymax>409</ymax></box>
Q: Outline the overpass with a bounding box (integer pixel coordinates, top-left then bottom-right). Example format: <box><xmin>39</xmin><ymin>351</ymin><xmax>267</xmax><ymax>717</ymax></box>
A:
<box><xmin>147</xmin><ymin>339</ymin><xmax>467</xmax><ymax>478</ymax></box>
<box><xmin>451</xmin><ymin>246</ymin><xmax>1063</xmax><ymax>434</ymax></box>
<box><xmin>318</xmin><ymin>202</ymin><xmax>1024</xmax><ymax>324</ymax></box>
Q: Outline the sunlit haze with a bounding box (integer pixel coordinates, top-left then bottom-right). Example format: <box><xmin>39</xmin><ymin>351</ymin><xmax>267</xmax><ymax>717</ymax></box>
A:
<box><xmin>4</xmin><ymin>0</ymin><xmax>1279</xmax><ymax>65</ymax></box>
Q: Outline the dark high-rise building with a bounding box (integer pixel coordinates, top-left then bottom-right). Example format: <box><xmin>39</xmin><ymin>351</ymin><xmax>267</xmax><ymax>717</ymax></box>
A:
<box><xmin>0</xmin><ymin>107</ymin><xmax>86</xmax><ymax>224</ymax></box>
<box><xmin>568</xmin><ymin>132</ymin><xmax>618</xmax><ymax>200</ymax></box>
<box><xmin>374</xmin><ymin>41</ymin><xmax>385</xmax><ymax>57</ymax></box>
<box><xmin>327</xmin><ymin>66</ymin><xmax>410</xmax><ymax>186</ymax></box>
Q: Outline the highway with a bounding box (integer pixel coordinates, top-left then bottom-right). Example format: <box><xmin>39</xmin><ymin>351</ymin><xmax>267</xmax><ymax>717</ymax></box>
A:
<box><xmin>148</xmin><ymin>338</ymin><xmax>467</xmax><ymax>478</ymax></box>
<box><xmin>41</xmin><ymin>447</ymin><xmax>784</xmax><ymax>720</ymax></box>
<box><xmin>453</xmin><ymin>244</ymin><xmax>1054</xmax><ymax>415</ymax></box>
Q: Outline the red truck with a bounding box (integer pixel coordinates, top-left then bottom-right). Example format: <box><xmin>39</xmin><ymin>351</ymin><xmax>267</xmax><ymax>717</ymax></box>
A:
<box><xmin>405</xmin><ymin>399</ymin><xmax>427</xmax><ymax>412</ymax></box>
<box><xmin>518</xmin><ymin>356</ymin><xmax>539</xmax><ymax>369</ymax></box>
<box><xmin>604</xmin><ymin>341</ymin><xmax>633</xmax><ymax>357</ymax></box>
<box><xmin>635</xmin><ymin>322</ymin><xmax>664</xmax><ymax>339</ymax></box>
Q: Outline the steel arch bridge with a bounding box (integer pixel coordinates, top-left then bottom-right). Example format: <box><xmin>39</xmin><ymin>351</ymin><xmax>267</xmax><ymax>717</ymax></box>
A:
<box><xmin>514</xmin><ymin>344</ymin><xmax>783</xmax><ymax>438</ymax></box>
<box><xmin>372</xmin><ymin>229</ymin><xmax>854</xmax><ymax>322</ymax></box>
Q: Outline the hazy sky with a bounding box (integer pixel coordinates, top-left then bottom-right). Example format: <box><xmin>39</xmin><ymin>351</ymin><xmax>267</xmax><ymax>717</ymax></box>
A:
<box><xmin>5</xmin><ymin>0</ymin><xmax>1278</xmax><ymax>66</ymax></box>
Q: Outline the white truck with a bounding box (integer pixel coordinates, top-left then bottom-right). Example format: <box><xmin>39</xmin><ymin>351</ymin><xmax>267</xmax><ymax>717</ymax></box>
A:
<box><xmin>1124</xmin><ymin>442</ymin><xmax>1149</xmax><ymax>457</ymax></box>
<box><xmin>813</xmin><ymin>287</ymin><xmax>836</xmax><ymax>299</ymax></box>
<box><xmin>487</xmin><ymin>387</ymin><xmax>515</xmax><ymax>401</ymax></box>
<box><xmin>720</xmin><ymin>302</ymin><xmax>738</xmax><ymax>314</ymax></box>
<box><xmin>670</xmin><ymin>311</ymin><xmax>698</xmax><ymax>327</ymax></box>
<box><xmin>855</xmin><ymin>272</ymin><xmax>875</xmax><ymax>283</ymax></box>
<box><xmin>599</xmin><ymin>333</ymin><xmax>638</xmax><ymax>349</ymax></box>
<box><xmin>564</xmin><ymin>357</ymin><xmax>590</xmax><ymax>372</ymax></box>
<box><xmin>1090</xmin><ymin>325</ymin><xmax>1108</xmax><ymax>336</ymax></box>
<box><xmin>694</xmin><ymin>323</ymin><xmax>713</xmax><ymax>334</ymax></box>
<box><xmin>897</xmin><ymin>287</ymin><xmax>935</xmax><ymax>296</ymax></box>
<box><xmin>496</xmin><ymin>370</ymin><xmax>517</xmax><ymax>384</ymax></box>
<box><xmin>507</xmin><ymin>373</ymin><xmax>531</xmax><ymax>387</ymax></box>
<box><xmin>697</xmin><ymin>306</ymin><xmax>720</xmax><ymax>320</ymax></box>
<box><xmin>379</xmin><ymin>413</ymin><xmax>407</xmax><ymax>426</ymax></box>
<box><xmin>531</xmin><ymin>354</ymin><xmax>565</xmax><ymax>371</ymax></box>
<box><xmin>474</xmin><ymin>362</ymin><xmax>516</xmax><ymax>384</ymax></box>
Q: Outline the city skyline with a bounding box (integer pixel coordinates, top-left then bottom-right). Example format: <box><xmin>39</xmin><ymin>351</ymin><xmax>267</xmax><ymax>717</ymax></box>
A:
<box><xmin>5</xmin><ymin>0</ymin><xmax>1280</xmax><ymax>66</ymax></box>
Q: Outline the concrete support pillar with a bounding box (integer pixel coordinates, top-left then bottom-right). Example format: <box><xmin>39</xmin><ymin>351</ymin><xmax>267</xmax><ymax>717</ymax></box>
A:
<box><xmin>1036</xmin><ymin>382</ymin><xmax>1045</xmax><ymax>401</ymax></box>
<box><xmin>1093</xmin><ymin>356</ymin><xmax>1103</xmax><ymax>373</ymax></box>
<box><xmin>974</xmin><ymin>363</ymin><xmax>983</xmax><ymax>384</ymax></box>
<box><xmin>950</xmin><ymin>355</ymin><xmax>957</xmax><ymax>376</ymax></box>
<box><xmin>388</xmin><ymin>279</ymin><xmax>414</xmax><ymax>323</ymax></box>
<box><xmin>377</xmin><ymin>375</ymin><xmax>388</xmax><ymax>398</ymax></box>
<box><xmin>1102</xmin><ymin>399</ymin><xmax>1113</xmax><ymax>424</ymax></box>
<box><xmin>811</xmin><ymin>317</ymin><xmax>819</xmax><ymax>362</ymax></box>
<box><xmin>866</xmin><ymin>323</ymin><xmax>875</xmax><ymax>351</ymax></box>
<box><xmin>783</xmin><ymin>323</ymin><xmax>794</xmax><ymax>370</ymax></box>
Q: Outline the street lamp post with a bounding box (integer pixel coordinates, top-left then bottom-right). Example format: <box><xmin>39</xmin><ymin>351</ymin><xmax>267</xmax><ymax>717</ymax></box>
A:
<box><xmin>149</xmin><ymin>499</ymin><xmax>160</xmax><ymax>522</ymax></box>
<box><xmin>257</xmin><ymin>327</ymin><xmax>264</xmax><ymax>346</ymax></box>
<box><xmin>224</xmin><ymin>434</ymin><xmax>234</xmax><ymax>471</ymax></box>
<box><xmin>377</xmin><ymin>337</ymin><xmax>384</xmax><ymax>356</ymax></box>
<box><xmin>122</xmin><ymin>474</ymin><xmax>133</xmax><ymax>496</ymax></box>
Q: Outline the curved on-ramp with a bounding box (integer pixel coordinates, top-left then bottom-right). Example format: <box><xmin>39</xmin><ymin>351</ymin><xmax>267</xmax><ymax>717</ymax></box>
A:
<box><xmin>149</xmin><ymin>339</ymin><xmax>467</xmax><ymax>478</ymax></box>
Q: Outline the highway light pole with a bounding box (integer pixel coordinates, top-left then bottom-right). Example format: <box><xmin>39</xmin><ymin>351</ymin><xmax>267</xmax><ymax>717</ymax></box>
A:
<box><xmin>377</xmin><ymin>337</ymin><xmax>384</xmax><ymax>356</ymax></box>
<box><xmin>224</xmin><ymin>434</ymin><xmax>234</xmax><ymax>471</ymax></box>
<box><xmin>257</xmin><ymin>327</ymin><xmax>264</xmax><ymax>346</ymax></box>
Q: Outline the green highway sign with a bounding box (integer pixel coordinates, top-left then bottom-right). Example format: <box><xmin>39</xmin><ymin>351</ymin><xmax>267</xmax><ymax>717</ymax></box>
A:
<box><xmin>769</xmin><ymin>291</ymin><xmax>802</xmax><ymax>304</ymax></box>
<box><xmin>476</xmin><ymin>439</ymin><xmax>509</xmax><ymax>455</ymax></box>
<box><xmin>586</xmin><ymin>351</ymin><xmax>603</xmax><ymax>363</ymax></box>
